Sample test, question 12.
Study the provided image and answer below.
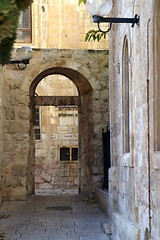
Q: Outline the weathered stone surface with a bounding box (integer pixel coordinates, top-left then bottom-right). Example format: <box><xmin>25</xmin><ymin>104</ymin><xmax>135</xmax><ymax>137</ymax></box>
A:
<box><xmin>0</xmin><ymin>66</ymin><xmax>3</xmax><ymax>205</ymax></box>
<box><xmin>109</xmin><ymin>1</ymin><xmax>160</xmax><ymax>240</ymax></box>
<box><xmin>0</xmin><ymin>49</ymin><xmax>109</xmax><ymax>202</ymax></box>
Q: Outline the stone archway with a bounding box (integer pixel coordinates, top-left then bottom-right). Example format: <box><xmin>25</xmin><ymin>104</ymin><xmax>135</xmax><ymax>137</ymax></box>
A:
<box><xmin>28</xmin><ymin>67</ymin><xmax>93</xmax><ymax>196</ymax></box>
<box><xmin>1</xmin><ymin>49</ymin><xmax>108</xmax><ymax>201</ymax></box>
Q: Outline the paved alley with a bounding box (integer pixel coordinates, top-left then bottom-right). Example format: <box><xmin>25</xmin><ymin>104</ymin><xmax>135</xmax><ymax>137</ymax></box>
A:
<box><xmin>0</xmin><ymin>192</ymin><xmax>112</xmax><ymax>240</ymax></box>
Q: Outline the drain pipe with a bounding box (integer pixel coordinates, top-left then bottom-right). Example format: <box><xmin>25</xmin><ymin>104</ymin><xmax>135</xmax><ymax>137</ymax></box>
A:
<box><xmin>146</xmin><ymin>18</ymin><xmax>151</xmax><ymax>240</ymax></box>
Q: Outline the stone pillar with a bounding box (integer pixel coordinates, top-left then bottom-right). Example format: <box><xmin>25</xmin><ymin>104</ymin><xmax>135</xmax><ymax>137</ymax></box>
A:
<box><xmin>78</xmin><ymin>93</ymin><xmax>93</xmax><ymax>194</ymax></box>
<box><xmin>2</xmin><ymin>68</ymin><xmax>31</xmax><ymax>200</ymax></box>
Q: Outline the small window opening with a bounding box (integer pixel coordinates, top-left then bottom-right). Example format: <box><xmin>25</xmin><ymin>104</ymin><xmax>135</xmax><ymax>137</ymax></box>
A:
<box><xmin>60</xmin><ymin>147</ymin><xmax>78</xmax><ymax>162</ymax></box>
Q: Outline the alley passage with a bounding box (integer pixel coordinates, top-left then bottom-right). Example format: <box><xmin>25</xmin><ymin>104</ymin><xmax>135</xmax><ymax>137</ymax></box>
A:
<box><xmin>0</xmin><ymin>192</ymin><xmax>111</xmax><ymax>240</ymax></box>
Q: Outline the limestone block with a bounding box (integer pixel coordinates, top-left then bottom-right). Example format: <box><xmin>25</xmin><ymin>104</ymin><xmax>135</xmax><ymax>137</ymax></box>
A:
<box><xmin>57</xmin><ymin>126</ymin><xmax>69</xmax><ymax>133</ymax></box>
<box><xmin>4</xmin><ymin>176</ymin><xmax>18</xmax><ymax>188</ymax></box>
<box><xmin>101</xmin><ymin>222</ymin><xmax>112</xmax><ymax>234</ymax></box>
<box><xmin>91</xmin><ymin>166</ymin><xmax>101</xmax><ymax>175</ymax></box>
<box><xmin>39</xmin><ymin>183</ymin><xmax>52</xmax><ymax>189</ymax></box>
<box><xmin>12</xmin><ymin>165</ymin><xmax>27</xmax><ymax>177</ymax></box>
<box><xmin>4</xmin><ymin>107</ymin><xmax>15</xmax><ymax>120</ymax></box>
<box><xmin>2</xmin><ymin>153</ymin><xmax>13</xmax><ymax>167</ymax></box>
<box><xmin>112</xmin><ymin>213</ymin><xmax>140</xmax><ymax>240</ymax></box>
<box><xmin>15</xmin><ymin>106</ymin><xmax>30</xmax><ymax>120</ymax></box>
<box><xmin>12</xmin><ymin>89</ymin><xmax>29</xmax><ymax>107</ymax></box>
<box><xmin>94</xmin><ymin>90</ymin><xmax>101</xmax><ymax>100</ymax></box>
<box><xmin>59</xmin><ymin>117</ymin><xmax>74</xmax><ymax>126</ymax></box>
<box><xmin>6</xmin><ymin>121</ymin><xmax>30</xmax><ymax>134</ymax></box>
<box><xmin>20</xmin><ymin>177</ymin><xmax>26</xmax><ymax>187</ymax></box>
<box><xmin>92</xmin><ymin>175</ymin><xmax>102</xmax><ymax>184</ymax></box>
<box><xmin>5</xmin><ymin>186</ymin><xmax>27</xmax><ymax>200</ymax></box>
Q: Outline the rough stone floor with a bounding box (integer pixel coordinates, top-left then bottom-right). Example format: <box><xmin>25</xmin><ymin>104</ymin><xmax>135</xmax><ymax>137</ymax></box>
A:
<box><xmin>0</xmin><ymin>191</ymin><xmax>112</xmax><ymax>240</ymax></box>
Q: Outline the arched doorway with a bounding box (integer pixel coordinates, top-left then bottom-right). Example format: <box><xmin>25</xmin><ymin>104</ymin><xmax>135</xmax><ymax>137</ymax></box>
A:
<box><xmin>28</xmin><ymin>67</ymin><xmax>93</xmax><ymax>196</ymax></box>
<box><xmin>34</xmin><ymin>74</ymin><xmax>79</xmax><ymax>195</ymax></box>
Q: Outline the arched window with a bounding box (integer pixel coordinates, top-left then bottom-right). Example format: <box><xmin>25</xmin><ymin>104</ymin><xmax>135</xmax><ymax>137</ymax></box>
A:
<box><xmin>122</xmin><ymin>37</ymin><xmax>130</xmax><ymax>153</ymax></box>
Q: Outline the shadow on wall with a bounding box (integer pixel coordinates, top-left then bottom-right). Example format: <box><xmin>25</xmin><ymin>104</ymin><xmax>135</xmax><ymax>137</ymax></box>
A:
<box><xmin>144</xmin><ymin>228</ymin><xmax>149</xmax><ymax>240</ymax></box>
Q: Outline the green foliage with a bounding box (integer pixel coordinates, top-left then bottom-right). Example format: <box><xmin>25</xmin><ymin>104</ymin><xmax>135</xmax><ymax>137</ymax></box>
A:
<box><xmin>79</xmin><ymin>0</ymin><xmax>86</xmax><ymax>5</ymax></box>
<box><xmin>0</xmin><ymin>32</ymin><xmax>17</xmax><ymax>64</ymax></box>
<box><xmin>0</xmin><ymin>0</ymin><xmax>32</xmax><ymax>64</ymax></box>
<box><xmin>16</xmin><ymin>0</ymin><xmax>33</xmax><ymax>10</ymax></box>
<box><xmin>0</xmin><ymin>1</ymin><xmax>19</xmax><ymax>40</ymax></box>
<box><xmin>78</xmin><ymin>0</ymin><xmax>106</xmax><ymax>42</ymax></box>
<box><xmin>85</xmin><ymin>30</ymin><xmax>106</xmax><ymax>42</ymax></box>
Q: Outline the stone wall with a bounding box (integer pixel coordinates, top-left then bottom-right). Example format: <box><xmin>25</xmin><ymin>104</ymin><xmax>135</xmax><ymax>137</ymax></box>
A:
<box><xmin>109</xmin><ymin>0</ymin><xmax>159</xmax><ymax>239</ymax></box>
<box><xmin>35</xmin><ymin>76</ymin><xmax>79</xmax><ymax>192</ymax></box>
<box><xmin>15</xmin><ymin>0</ymin><xmax>108</xmax><ymax>50</ymax></box>
<box><xmin>1</xmin><ymin>49</ymin><xmax>109</xmax><ymax>200</ymax></box>
<box><xmin>0</xmin><ymin>66</ymin><xmax>4</xmax><ymax>204</ymax></box>
<box><xmin>0</xmin><ymin>0</ymin><xmax>109</xmax><ymax>203</ymax></box>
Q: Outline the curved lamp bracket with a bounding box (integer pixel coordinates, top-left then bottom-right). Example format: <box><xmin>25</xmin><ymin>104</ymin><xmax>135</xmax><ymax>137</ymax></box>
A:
<box><xmin>9</xmin><ymin>59</ymin><xmax>29</xmax><ymax>70</ymax></box>
<box><xmin>98</xmin><ymin>22</ymin><xmax>112</xmax><ymax>33</ymax></box>
<box><xmin>3</xmin><ymin>46</ymin><xmax>33</xmax><ymax>70</ymax></box>
<box><xmin>17</xmin><ymin>62</ymin><xmax>28</xmax><ymax>70</ymax></box>
<box><xmin>93</xmin><ymin>14</ymin><xmax>140</xmax><ymax>33</ymax></box>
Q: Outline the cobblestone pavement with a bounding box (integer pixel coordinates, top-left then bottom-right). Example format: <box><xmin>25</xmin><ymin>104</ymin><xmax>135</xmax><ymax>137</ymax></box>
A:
<box><xmin>0</xmin><ymin>192</ymin><xmax>112</xmax><ymax>240</ymax></box>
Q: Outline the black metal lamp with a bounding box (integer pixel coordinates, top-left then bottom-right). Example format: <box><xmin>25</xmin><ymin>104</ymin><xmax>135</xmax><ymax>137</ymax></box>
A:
<box><xmin>9</xmin><ymin>46</ymin><xmax>33</xmax><ymax>70</ymax></box>
<box><xmin>86</xmin><ymin>0</ymin><xmax>140</xmax><ymax>33</ymax></box>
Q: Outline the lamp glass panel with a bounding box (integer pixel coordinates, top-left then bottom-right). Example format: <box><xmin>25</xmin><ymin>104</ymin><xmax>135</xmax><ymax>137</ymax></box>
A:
<box><xmin>18</xmin><ymin>46</ymin><xmax>33</xmax><ymax>60</ymax></box>
<box><xmin>86</xmin><ymin>0</ymin><xmax>113</xmax><ymax>16</ymax></box>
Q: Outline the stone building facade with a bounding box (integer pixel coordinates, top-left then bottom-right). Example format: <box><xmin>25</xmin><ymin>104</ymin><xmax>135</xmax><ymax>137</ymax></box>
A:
<box><xmin>0</xmin><ymin>1</ymin><xmax>109</xmax><ymax>204</ymax></box>
<box><xmin>0</xmin><ymin>49</ymin><xmax>109</xmax><ymax>201</ymax></box>
<box><xmin>15</xmin><ymin>0</ymin><xmax>108</xmax><ymax>49</ymax></box>
<box><xmin>107</xmin><ymin>0</ymin><xmax>160</xmax><ymax>239</ymax></box>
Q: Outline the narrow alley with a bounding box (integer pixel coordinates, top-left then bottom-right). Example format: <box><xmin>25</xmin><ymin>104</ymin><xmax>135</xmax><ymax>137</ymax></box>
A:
<box><xmin>0</xmin><ymin>192</ymin><xmax>112</xmax><ymax>240</ymax></box>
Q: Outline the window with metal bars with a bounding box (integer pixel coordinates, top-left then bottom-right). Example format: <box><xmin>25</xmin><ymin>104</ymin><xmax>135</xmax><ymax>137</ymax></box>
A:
<box><xmin>60</xmin><ymin>147</ymin><xmax>78</xmax><ymax>161</ymax></box>
<box><xmin>34</xmin><ymin>106</ymin><xmax>41</xmax><ymax>140</ymax></box>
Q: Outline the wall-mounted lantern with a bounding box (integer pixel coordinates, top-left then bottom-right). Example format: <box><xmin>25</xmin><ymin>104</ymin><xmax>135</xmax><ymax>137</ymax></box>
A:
<box><xmin>8</xmin><ymin>46</ymin><xmax>33</xmax><ymax>70</ymax></box>
<box><xmin>86</xmin><ymin>0</ymin><xmax>140</xmax><ymax>33</ymax></box>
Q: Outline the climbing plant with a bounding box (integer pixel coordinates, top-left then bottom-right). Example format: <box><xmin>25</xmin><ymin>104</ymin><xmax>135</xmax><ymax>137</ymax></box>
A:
<box><xmin>0</xmin><ymin>0</ymin><xmax>33</xmax><ymax>64</ymax></box>
<box><xmin>0</xmin><ymin>0</ymin><xmax>105</xmax><ymax>64</ymax></box>
<box><xmin>79</xmin><ymin>0</ymin><xmax>107</xmax><ymax>42</ymax></box>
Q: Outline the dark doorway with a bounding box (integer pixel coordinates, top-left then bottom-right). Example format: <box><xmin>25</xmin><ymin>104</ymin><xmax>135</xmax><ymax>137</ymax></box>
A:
<box><xmin>102</xmin><ymin>127</ymin><xmax>111</xmax><ymax>190</ymax></box>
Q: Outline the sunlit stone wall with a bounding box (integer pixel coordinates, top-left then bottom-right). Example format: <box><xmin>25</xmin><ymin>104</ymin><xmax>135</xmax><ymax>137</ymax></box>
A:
<box><xmin>15</xmin><ymin>0</ymin><xmax>108</xmax><ymax>50</ymax></box>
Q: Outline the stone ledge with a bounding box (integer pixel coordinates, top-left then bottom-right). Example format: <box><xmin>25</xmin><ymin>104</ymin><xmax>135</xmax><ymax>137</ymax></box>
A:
<box><xmin>95</xmin><ymin>188</ymin><xmax>110</xmax><ymax>215</ymax></box>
